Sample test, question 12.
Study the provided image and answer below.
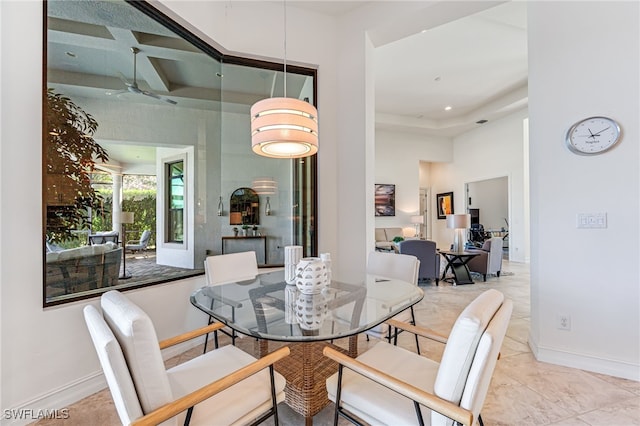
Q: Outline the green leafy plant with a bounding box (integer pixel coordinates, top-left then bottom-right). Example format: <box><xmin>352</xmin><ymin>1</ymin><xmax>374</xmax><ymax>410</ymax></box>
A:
<box><xmin>392</xmin><ymin>236</ymin><xmax>404</xmax><ymax>243</ymax></box>
<box><xmin>46</xmin><ymin>89</ymin><xmax>108</xmax><ymax>243</ymax></box>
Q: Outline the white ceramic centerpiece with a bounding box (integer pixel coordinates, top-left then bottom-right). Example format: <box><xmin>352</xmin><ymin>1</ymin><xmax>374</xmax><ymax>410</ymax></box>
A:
<box><xmin>295</xmin><ymin>293</ymin><xmax>328</xmax><ymax>331</ymax></box>
<box><xmin>295</xmin><ymin>257</ymin><xmax>327</xmax><ymax>294</ymax></box>
<box><xmin>284</xmin><ymin>245</ymin><xmax>303</xmax><ymax>284</ymax></box>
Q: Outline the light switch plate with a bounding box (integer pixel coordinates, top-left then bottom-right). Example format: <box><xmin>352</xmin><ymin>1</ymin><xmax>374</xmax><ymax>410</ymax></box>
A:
<box><xmin>576</xmin><ymin>213</ymin><xmax>607</xmax><ymax>229</ymax></box>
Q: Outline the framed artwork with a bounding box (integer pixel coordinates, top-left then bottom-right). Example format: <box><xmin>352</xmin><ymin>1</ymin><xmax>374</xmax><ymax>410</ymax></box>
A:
<box><xmin>375</xmin><ymin>184</ymin><xmax>395</xmax><ymax>216</ymax></box>
<box><xmin>436</xmin><ymin>192</ymin><xmax>454</xmax><ymax>219</ymax></box>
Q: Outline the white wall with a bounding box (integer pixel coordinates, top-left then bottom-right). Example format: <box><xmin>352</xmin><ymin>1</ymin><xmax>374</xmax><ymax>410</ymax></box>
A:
<box><xmin>426</xmin><ymin>109</ymin><xmax>528</xmax><ymax>260</ymax></box>
<box><xmin>528</xmin><ymin>1</ymin><xmax>639</xmax><ymax>380</ymax></box>
<box><xmin>375</xmin><ymin>129</ymin><xmax>451</xmax><ymax>238</ymax></box>
<box><xmin>468</xmin><ymin>177</ymin><xmax>509</xmax><ymax>231</ymax></box>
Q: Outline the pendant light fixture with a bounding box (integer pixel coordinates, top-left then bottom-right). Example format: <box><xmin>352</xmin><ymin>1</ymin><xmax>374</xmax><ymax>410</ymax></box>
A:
<box><xmin>250</xmin><ymin>1</ymin><xmax>318</xmax><ymax>158</ymax></box>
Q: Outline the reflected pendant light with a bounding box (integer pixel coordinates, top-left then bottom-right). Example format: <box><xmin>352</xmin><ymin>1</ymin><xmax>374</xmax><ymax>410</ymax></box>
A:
<box><xmin>250</xmin><ymin>1</ymin><xmax>318</xmax><ymax>158</ymax></box>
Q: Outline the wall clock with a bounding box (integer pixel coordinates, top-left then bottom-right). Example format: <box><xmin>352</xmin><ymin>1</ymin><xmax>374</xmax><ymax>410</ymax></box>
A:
<box><xmin>565</xmin><ymin>116</ymin><xmax>621</xmax><ymax>155</ymax></box>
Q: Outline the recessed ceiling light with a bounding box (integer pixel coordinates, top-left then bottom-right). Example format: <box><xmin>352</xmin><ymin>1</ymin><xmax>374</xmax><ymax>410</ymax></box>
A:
<box><xmin>444</xmin><ymin>106</ymin><xmax>452</xmax><ymax>111</ymax></box>
<box><xmin>65</xmin><ymin>51</ymin><xmax>76</xmax><ymax>58</ymax></box>
<box><xmin>476</xmin><ymin>119</ymin><xmax>488</xmax><ymax>124</ymax></box>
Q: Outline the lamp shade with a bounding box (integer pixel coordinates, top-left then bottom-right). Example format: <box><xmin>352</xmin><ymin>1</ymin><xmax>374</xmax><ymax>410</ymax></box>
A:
<box><xmin>121</xmin><ymin>212</ymin><xmax>134</xmax><ymax>224</ymax></box>
<box><xmin>252</xmin><ymin>177</ymin><xmax>277</xmax><ymax>195</ymax></box>
<box><xmin>251</xmin><ymin>97</ymin><xmax>318</xmax><ymax>158</ymax></box>
<box><xmin>410</xmin><ymin>215</ymin><xmax>424</xmax><ymax>225</ymax></box>
<box><xmin>446</xmin><ymin>213</ymin><xmax>470</xmax><ymax>229</ymax></box>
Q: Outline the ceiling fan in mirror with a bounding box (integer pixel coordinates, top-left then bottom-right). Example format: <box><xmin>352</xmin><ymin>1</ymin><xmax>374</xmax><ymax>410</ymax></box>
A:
<box><xmin>113</xmin><ymin>47</ymin><xmax>177</xmax><ymax>105</ymax></box>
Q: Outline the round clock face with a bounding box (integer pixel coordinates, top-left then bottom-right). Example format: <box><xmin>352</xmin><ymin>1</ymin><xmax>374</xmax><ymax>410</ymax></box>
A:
<box><xmin>566</xmin><ymin>116</ymin><xmax>621</xmax><ymax>155</ymax></box>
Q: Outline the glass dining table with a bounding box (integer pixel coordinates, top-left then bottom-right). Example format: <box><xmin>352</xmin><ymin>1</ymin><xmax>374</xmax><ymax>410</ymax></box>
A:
<box><xmin>190</xmin><ymin>269</ymin><xmax>424</xmax><ymax>425</ymax></box>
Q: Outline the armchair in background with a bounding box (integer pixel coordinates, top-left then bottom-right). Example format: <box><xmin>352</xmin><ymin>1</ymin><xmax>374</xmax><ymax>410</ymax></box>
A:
<box><xmin>466</xmin><ymin>237</ymin><xmax>503</xmax><ymax>281</ymax></box>
<box><xmin>126</xmin><ymin>230</ymin><xmax>151</xmax><ymax>254</ymax></box>
<box><xmin>398</xmin><ymin>239</ymin><xmax>440</xmax><ymax>285</ymax></box>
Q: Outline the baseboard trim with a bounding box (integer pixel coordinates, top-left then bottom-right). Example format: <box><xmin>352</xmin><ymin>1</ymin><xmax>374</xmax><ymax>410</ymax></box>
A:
<box><xmin>529</xmin><ymin>334</ymin><xmax>639</xmax><ymax>381</ymax></box>
<box><xmin>2</xmin><ymin>372</ymin><xmax>106</xmax><ymax>426</ymax></box>
<box><xmin>1</xmin><ymin>338</ymin><xmax>202</xmax><ymax>426</ymax></box>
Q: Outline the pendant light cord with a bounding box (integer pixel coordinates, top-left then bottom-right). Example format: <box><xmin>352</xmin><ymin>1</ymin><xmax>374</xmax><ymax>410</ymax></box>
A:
<box><xmin>283</xmin><ymin>0</ymin><xmax>287</xmax><ymax>98</ymax></box>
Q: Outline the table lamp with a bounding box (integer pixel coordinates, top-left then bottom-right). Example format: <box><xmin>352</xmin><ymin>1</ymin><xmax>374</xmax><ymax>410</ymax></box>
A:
<box><xmin>410</xmin><ymin>215</ymin><xmax>424</xmax><ymax>238</ymax></box>
<box><xmin>446</xmin><ymin>213</ymin><xmax>470</xmax><ymax>252</ymax></box>
<box><xmin>120</xmin><ymin>211</ymin><xmax>134</xmax><ymax>279</ymax></box>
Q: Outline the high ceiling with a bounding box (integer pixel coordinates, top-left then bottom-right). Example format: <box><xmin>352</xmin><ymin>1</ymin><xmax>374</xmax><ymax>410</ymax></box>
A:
<box><xmin>46</xmin><ymin>1</ymin><xmax>528</xmax><ymax>167</ymax></box>
<box><xmin>375</xmin><ymin>2</ymin><xmax>528</xmax><ymax>137</ymax></box>
<box><xmin>294</xmin><ymin>1</ymin><xmax>528</xmax><ymax>137</ymax></box>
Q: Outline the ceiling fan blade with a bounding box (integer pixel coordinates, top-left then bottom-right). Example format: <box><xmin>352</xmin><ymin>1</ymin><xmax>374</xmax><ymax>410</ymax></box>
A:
<box><xmin>141</xmin><ymin>89</ymin><xmax>177</xmax><ymax>105</ymax></box>
<box><xmin>119</xmin><ymin>47</ymin><xmax>177</xmax><ymax>105</ymax></box>
<box><xmin>107</xmin><ymin>89</ymin><xmax>127</xmax><ymax>98</ymax></box>
<box><xmin>128</xmin><ymin>85</ymin><xmax>143</xmax><ymax>95</ymax></box>
<box><xmin>117</xmin><ymin>71</ymin><xmax>132</xmax><ymax>87</ymax></box>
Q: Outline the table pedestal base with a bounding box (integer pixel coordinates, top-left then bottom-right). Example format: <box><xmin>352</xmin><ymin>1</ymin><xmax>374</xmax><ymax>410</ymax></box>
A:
<box><xmin>257</xmin><ymin>337</ymin><xmax>357</xmax><ymax>425</ymax></box>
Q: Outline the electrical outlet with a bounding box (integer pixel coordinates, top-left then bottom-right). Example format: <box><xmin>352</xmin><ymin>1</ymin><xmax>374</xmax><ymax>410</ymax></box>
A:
<box><xmin>557</xmin><ymin>314</ymin><xmax>571</xmax><ymax>331</ymax></box>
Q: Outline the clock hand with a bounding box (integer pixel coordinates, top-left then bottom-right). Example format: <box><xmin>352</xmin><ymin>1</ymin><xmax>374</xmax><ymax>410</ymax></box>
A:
<box><xmin>587</xmin><ymin>128</ymin><xmax>597</xmax><ymax>139</ymax></box>
<box><xmin>592</xmin><ymin>126</ymin><xmax>611</xmax><ymax>136</ymax></box>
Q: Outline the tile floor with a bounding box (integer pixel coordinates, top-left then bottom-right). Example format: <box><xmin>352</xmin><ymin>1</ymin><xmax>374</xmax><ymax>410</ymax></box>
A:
<box><xmin>34</xmin><ymin>260</ymin><xmax>640</xmax><ymax>426</ymax></box>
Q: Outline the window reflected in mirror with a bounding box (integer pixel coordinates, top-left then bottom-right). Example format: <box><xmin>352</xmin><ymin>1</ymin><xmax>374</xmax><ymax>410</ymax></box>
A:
<box><xmin>43</xmin><ymin>0</ymin><xmax>317</xmax><ymax>306</ymax></box>
<box><xmin>166</xmin><ymin>160</ymin><xmax>185</xmax><ymax>243</ymax></box>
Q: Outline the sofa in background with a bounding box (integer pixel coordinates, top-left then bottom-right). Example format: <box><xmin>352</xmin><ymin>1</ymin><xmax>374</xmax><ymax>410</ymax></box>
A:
<box><xmin>46</xmin><ymin>242</ymin><xmax>122</xmax><ymax>297</ymax></box>
<box><xmin>375</xmin><ymin>227</ymin><xmax>405</xmax><ymax>252</ymax></box>
<box><xmin>88</xmin><ymin>230</ymin><xmax>119</xmax><ymax>245</ymax></box>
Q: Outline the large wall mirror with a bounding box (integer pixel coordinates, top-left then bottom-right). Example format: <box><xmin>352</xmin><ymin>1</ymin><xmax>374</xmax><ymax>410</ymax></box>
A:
<box><xmin>43</xmin><ymin>0</ymin><xmax>317</xmax><ymax>306</ymax></box>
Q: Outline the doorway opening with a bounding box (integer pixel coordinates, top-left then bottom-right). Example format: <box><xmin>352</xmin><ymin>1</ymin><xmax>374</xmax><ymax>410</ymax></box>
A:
<box><xmin>465</xmin><ymin>176</ymin><xmax>509</xmax><ymax>257</ymax></box>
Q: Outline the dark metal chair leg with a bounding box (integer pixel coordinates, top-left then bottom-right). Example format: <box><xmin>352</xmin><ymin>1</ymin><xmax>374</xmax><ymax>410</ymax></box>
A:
<box><xmin>183</xmin><ymin>406</ymin><xmax>193</xmax><ymax>426</ymax></box>
<box><xmin>413</xmin><ymin>401</ymin><xmax>425</xmax><ymax>426</ymax></box>
<box><xmin>410</xmin><ymin>306</ymin><xmax>420</xmax><ymax>355</ymax></box>
<box><xmin>334</xmin><ymin>365</ymin><xmax>344</xmax><ymax>426</ymax></box>
<box><xmin>269</xmin><ymin>365</ymin><xmax>279</xmax><ymax>426</ymax></box>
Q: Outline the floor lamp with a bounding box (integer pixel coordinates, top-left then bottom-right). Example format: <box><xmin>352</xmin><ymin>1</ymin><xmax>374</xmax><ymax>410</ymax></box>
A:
<box><xmin>446</xmin><ymin>213</ymin><xmax>470</xmax><ymax>252</ymax></box>
<box><xmin>119</xmin><ymin>212</ymin><xmax>134</xmax><ymax>279</ymax></box>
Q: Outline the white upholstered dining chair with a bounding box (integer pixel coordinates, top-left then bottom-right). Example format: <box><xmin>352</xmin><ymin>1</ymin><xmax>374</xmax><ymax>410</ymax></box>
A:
<box><xmin>324</xmin><ymin>289</ymin><xmax>512</xmax><ymax>426</ymax></box>
<box><xmin>203</xmin><ymin>251</ymin><xmax>259</xmax><ymax>350</ymax></box>
<box><xmin>84</xmin><ymin>290</ymin><xmax>289</xmax><ymax>426</ymax></box>
<box><xmin>365</xmin><ymin>251</ymin><xmax>422</xmax><ymax>353</ymax></box>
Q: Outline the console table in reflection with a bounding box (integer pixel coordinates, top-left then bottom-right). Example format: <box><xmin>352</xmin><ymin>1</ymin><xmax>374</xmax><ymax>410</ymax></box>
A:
<box><xmin>221</xmin><ymin>236</ymin><xmax>267</xmax><ymax>265</ymax></box>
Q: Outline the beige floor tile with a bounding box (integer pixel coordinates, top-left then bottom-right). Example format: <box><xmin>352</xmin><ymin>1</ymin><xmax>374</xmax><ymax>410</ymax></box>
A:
<box><xmin>498</xmin><ymin>352</ymin><xmax>636</xmax><ymax>415</ymax></box>
<box><xmin>573</xmin><ymin>396</ymin><xmax>640</xmax><ymax>426</ymax></box>
<box><xmin>588</xmin><ymin>371</ymin><xmax>640</xmax><ymax>396</ymax></box>
<box><xmin>484</xmin><ymin>373</ymin><xmax>577</xmax><ymax>425</ymax></box>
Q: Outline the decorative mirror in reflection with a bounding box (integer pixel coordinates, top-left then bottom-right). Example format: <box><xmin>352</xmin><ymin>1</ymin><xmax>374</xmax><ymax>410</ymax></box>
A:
<box><xmin>230</xmin><ymin>188</ymin><xmax>260</xmax><ymax>225</ymax></box>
